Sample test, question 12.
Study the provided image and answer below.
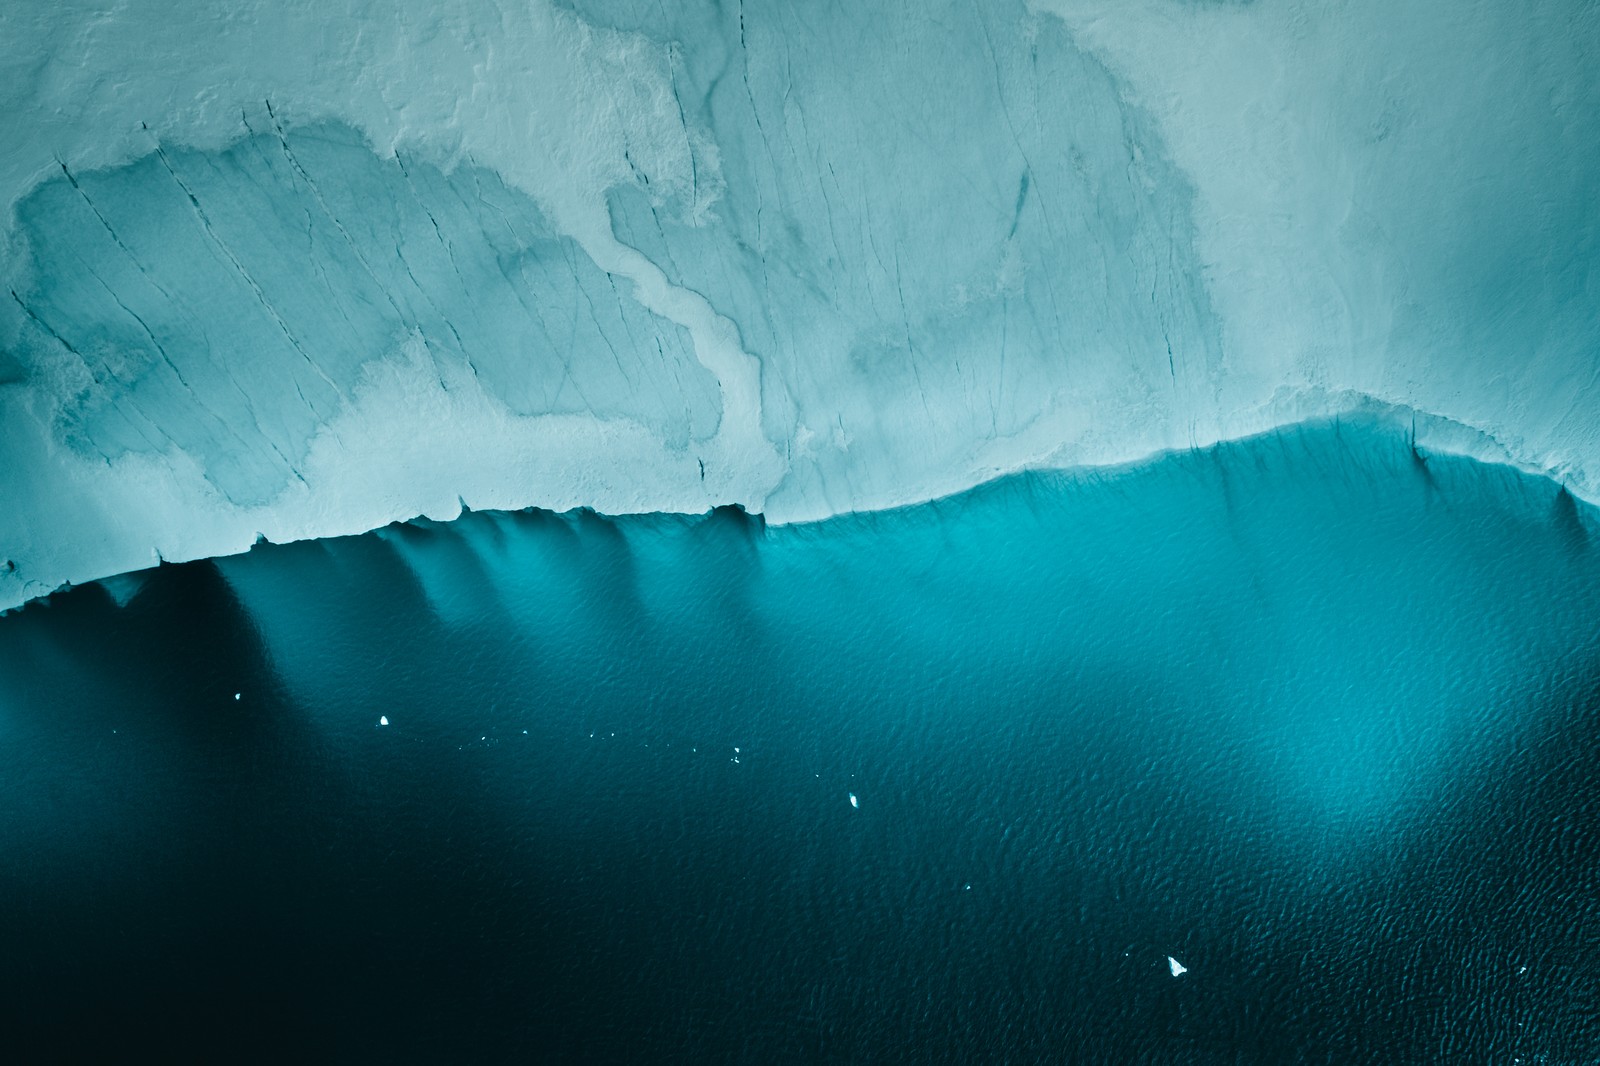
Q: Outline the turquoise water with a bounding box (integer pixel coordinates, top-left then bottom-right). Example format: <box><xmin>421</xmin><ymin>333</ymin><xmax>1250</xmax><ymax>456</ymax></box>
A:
<box><xmin>3</xmin><ymin>419</ymin><xmax>1600</xmax><ymax>1061</ymax></box>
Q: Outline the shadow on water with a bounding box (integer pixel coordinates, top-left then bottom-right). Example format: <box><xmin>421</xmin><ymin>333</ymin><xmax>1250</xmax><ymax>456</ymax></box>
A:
<box><xmin>0</xmin><ymin>562</ymin><xmax>581</xmax><ymax>1058</ymax></box>
<box><xmin>2</xmin><ymin>418</ymin><xmax>1600</xmax><ymax>1062</ymax></box>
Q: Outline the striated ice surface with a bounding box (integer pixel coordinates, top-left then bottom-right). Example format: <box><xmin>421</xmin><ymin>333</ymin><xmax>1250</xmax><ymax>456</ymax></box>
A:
<box><xmin>1</xmin><ymin>0</ymin><xmax>1597</xmax><ymax>609</ymax></box>
<box><xmin>10</xmin><ymin>121</ymin><xmax>721</xmax><ymax>505</ymax></box>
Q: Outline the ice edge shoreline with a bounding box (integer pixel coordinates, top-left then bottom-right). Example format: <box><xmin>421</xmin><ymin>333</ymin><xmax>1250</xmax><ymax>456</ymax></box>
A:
<box><xmin>4</xmin><ymin>399</ymin><xmax>1586</xmax><ymax>618</ymax></box>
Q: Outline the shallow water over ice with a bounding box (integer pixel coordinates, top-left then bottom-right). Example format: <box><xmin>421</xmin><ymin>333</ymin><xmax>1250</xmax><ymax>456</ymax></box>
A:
<box><xmin>3</xmin><ymin>419</ymin><xmax>1600</xmax><ymax>1061</ymax></box>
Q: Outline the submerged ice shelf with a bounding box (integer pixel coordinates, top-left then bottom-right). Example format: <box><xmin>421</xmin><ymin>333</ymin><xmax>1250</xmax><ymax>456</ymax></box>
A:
<box><xmin>1</xmin><ymin>0</ymin><xmax>1597</xmax><ymax>609</ymax></box>
<box><xmin>4</xmin><ymin>420</ymin><xmax>1600</xmax><ymax>1059</ymax></box>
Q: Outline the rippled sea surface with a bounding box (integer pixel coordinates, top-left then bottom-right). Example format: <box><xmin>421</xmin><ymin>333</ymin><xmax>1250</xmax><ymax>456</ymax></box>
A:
<box><xmin>4</xmin><ymin>420</ymin><xmax>1600</xmax><ymax>1062</ymax></box>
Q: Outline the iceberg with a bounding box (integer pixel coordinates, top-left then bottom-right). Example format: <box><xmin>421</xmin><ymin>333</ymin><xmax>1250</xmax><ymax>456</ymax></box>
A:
<box><xmin>1</xmin><ymin>0</ymin><xmax>1596</xmax><ymax>610</ymax></box>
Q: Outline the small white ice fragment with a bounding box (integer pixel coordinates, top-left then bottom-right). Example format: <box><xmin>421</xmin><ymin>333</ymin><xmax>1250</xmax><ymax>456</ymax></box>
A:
<box><xmin>848</xmin><ymin>792</ymin><xmax>859</xmax><ymax>808</ymax></box>
<box><xmin>233</xmin><ymin>693</ymin><xmax>241</xmax><ymax>701</ymax></box>
<box><xmin>1168</xmin><ymin>956</ymin><xmax>1187</xmax><ymax>978</ymax></box>
<box><xmin>379</xmin><ymin>716</ymin><xmax>389</xmax><ymax>726</ymax></box>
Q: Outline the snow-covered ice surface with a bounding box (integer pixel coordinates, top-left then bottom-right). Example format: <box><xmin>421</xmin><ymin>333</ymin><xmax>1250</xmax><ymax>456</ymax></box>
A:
<box><xmin>1</xmin><ymin>0</ymin><xmax>1596</xmax><ymax>609</ymax></box>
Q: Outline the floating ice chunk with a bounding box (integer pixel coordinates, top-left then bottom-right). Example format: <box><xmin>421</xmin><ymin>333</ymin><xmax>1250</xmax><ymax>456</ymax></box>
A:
<box><xmin>233</xmin><ymin>693</ymin><xmax>241</xmax><ymax>701</ymax></box>
<box><xmin>379</xmin><ymin>716</ymin><xmax>389</xmax><ymax>726</ymax></box>
<box><xmin>1168</xmin><ymin>956</ymin><xmax>1188</xmax><ymax>978</ymax></box>
<box><xmin>848</xmin><ymin>792</ymin><xmax>859</xmax><ymax>809</ymax></box>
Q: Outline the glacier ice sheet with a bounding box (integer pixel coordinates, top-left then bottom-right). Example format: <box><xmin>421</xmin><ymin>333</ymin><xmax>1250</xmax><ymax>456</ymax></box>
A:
<box><xmin>8</xmin><ymin>121</ymin><xmax>720</xmax><ymax>506</ymax></box>
<box><xmin>1</xmin><ymin>0</ymin><xmax>1598</xmax><ymax>608</ymax></box>
<box><xmin>592</xmin><ymin>0</ymin><xmax>1223</xmax><ymax>519</ymax></box>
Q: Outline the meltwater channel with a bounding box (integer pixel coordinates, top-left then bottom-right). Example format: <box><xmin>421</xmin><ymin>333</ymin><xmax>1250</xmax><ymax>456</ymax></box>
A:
<box><xmin>3</xmin><ymin>418</ymin><xmax>1600</xmax><ymax>1061</ymax></box>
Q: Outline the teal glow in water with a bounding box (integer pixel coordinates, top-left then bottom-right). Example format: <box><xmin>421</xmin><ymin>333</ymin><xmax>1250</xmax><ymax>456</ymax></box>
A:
<box><xmin>2</xmin><ymin>419</ymin><xmax>1599</xmax><ymax>1060</ymax></box>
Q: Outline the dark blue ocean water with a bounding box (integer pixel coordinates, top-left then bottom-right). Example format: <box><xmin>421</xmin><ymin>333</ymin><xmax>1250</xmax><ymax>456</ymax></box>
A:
<box><xmin>4</xmin><ymin>420</ymin><xmax>1600</xmax><ymax>1062</ymax></box>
